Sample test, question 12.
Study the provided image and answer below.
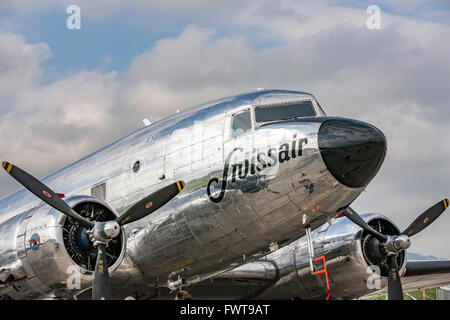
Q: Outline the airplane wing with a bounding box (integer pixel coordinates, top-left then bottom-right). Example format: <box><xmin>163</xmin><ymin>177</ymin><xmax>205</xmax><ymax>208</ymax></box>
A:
<box><xmin>402</xmin><ymin>260</ymin><xmax>450</xmax><ymax>291</ymax></box>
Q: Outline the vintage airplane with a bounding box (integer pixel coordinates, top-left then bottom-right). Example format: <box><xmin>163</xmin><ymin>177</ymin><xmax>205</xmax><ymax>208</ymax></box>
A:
<box><xmin>0</xmin><ymin>89</ymin><xmax>448</xmax><ymax>300</ymax></box>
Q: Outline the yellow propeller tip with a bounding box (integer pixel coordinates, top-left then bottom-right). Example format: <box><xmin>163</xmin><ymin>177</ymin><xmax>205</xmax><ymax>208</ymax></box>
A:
<box><xmin>444</xmin><ymin>199</ymin><xmax>449</xmax><ymax>209</ymax></box>
<box><xmin>176</xmin><ymin>180</ymin><xmax>185</xmax><ymax>192</ymax></box>
<box><xmin>2</xmin><ymin>162</ymin><xmax>12</xmax><ymax>173</ymax></box>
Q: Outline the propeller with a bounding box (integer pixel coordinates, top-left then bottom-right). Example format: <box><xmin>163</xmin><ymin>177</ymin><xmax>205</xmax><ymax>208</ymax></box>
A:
<box><xmin>1</xmin><ymin>162</ymin><xmax>94</xmax><ymax>229</ymax></box>
<box><xmin>339</xmin><ymin>207</ymin><xmax>387</xmax><ymax>242</ymax></box>
<box><xmin>2</xmin><ymin>161</ymin><xmax>185</xmax><ymax>300</ymax></box>
<box><xmin>116</xmin><ymin>180</ymin><xmax>185</xmax><ymax>226</ymax></box>
<box><xmin>341</xmin><ymin>199</ymin><xmax>449</xmax><ymax>300</ymax></box>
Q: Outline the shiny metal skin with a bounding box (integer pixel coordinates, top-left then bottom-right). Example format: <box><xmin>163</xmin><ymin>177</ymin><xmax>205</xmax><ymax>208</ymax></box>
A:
<box><xmin>256</xmin><ymin>212</ymin><xmax>407</xmax><ymax>299</ymax></box>
<box><xmin>0</xmin><ymin>196</ymin><xmax>126</xmax><ymax>299</ymax></box>
<box><xmin>0</xmin><ymin>89</ymin><xmax>385</xmax><ymax>299</ymax></box>
<box><xmin>156</xmin><ymin>212</ymin><xmax>407</xmax><ymax>300</ymax></box>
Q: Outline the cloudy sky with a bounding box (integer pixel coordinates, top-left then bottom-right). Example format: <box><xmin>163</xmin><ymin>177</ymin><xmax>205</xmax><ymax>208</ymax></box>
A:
<box><xmin>0</xmin><ymin>0</ymin><xmax>449</xmax><ymax>258</ymax></box>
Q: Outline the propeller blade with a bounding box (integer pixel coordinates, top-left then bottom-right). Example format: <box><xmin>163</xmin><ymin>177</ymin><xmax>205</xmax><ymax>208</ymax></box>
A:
<box><xmin>116</xmin><ymin>180</ymin><xmax>185</xmax><ymax>226</ymax></box>
<box><xmin>387</xmin><ymin>255</ymin><xmax>403</xmax><ymax>300</ymax></box>
<box><xmin>401</xmin><ymin>199</ymin><xmax>449</xmax><ymax>237</ymax></box>
<box><xmin>92</xmin><ymin>244</ymin><xmax>111</xmax><ymax>300</ymax></box>
<box><xmin>341</xmin><ymin>207</ymin><xmax>387</xmax><ymax>242</ymax></box>
<box><xmin>2</xmin><ymin>161</ymin><xmax>93</xmax><ymax>229</ymax></box>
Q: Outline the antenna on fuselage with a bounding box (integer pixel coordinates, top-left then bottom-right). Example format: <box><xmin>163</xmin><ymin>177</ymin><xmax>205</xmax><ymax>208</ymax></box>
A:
<box><xmin>142</xmin><ymin>118</ymin><xmax>152</xmax><ymax>127</ymax></box>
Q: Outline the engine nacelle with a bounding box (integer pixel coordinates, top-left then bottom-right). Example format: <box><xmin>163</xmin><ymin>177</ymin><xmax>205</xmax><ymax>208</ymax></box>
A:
<box><xmin>0</xmin><ymin>196</ymin><xmax>125</xmax><ymax>299</ymax></box>
<box><xmin>258</xmin><ymin>213</ymin><xmax>407</xmax><ymax>299</ymax></box>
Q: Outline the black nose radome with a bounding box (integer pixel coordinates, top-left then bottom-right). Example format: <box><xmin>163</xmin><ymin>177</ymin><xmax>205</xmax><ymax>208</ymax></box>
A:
<box><xmin>318</xmin><ymin>119</ymin><xmax>387</xmax><ymax>188</ymax></box>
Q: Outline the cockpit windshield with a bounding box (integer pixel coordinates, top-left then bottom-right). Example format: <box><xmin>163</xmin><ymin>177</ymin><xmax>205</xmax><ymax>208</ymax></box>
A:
<box><xmin>254</xmin><ymin>100</ymin><xmax>316</xmax><ymax>123</ymax></box>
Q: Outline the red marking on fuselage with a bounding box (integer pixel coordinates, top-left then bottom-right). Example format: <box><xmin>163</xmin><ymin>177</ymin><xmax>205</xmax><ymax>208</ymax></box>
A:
<box><xmin>313</xmin><ymin>255</ymin><xmax>331</xmax><ymax>301</ymax></box>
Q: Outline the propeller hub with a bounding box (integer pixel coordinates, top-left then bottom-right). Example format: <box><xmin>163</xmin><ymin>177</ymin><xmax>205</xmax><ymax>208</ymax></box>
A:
<box><xmin>384</xmin><ymin>235</ymin><xmax>411</xmax><ymax>254</ymax></box>
<box><xmin>393</xmin><ymin>235</ymin><xmax>411</xmax><ymax>250</ymax></box>
<box><xmin>89</xmin><ymin>221</ymin><xmax>121</xmax><ymax>245</ymax></box>
<box><xmin>102</xmin><ymin>221</ymin><xmax>121</xmax><ymax>239</ymax></box>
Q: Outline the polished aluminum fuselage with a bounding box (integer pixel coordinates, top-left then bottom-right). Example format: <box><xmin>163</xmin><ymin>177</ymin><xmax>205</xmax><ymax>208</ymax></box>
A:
<box><xmin>0</xmin><ymin>90</ymin><xmax>365</xmax><ymax>299</ymax></box>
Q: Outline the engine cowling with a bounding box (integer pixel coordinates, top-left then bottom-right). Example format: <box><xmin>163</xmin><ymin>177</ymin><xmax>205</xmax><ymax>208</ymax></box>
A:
<box><xmin>0</xmin><ymin>196</ymin><xmax>125</xmax><ymax>299</ymax></box>
<box><xmin>255</xmin><ymin>212</ymin><xmax>407</xmax><ymax>299</ymax></box>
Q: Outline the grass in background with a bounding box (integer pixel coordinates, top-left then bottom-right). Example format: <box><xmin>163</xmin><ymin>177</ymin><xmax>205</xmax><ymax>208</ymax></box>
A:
<box><xmin>363</xmin><ymin>288</ymin><xmax>438</xmax><ymax>300</ymax></box>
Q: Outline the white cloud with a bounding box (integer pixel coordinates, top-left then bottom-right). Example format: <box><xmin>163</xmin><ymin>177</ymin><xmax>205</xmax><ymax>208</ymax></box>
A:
<box><xmin>0</xmin><ymin>33</ymin><xmax>50</xmax><ymax>105</ymax></box>
<box><xmin>0</xmin><ymin>32</ymin><xmax>119</xmax><ymax>184</ymax></box>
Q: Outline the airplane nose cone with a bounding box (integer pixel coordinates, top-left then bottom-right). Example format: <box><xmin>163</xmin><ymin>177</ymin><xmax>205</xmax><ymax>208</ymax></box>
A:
<box><xmin>318</xmin><ymin>119</ymin><xmax>387</xmax><ymax>188</ymax></box>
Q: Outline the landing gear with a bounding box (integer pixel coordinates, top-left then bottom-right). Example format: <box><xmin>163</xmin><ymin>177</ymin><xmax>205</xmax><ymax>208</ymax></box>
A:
<box><xmin>305</xmin><ymin>224</ymin><xmax>331</xmax><ymax>300</ymax></box>
<box><xmin>168</xmin><ymin>276</ymin><xmax>193</xmax><ymax>299</ymax></box>
<box><xmin>305</xmin><ymin>224</ymin><xmax>315</xmax><ymax>274</ymax></box>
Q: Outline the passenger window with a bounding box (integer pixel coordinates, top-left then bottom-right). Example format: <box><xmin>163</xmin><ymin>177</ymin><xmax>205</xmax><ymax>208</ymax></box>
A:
<box><xmin>231</xmin><ymin>110</ymin><xmax>252</xmax><ymax>138</ymax></box>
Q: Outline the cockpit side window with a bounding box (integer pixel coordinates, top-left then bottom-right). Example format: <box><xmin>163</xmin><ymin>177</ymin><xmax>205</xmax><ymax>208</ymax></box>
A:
<box><xmin>316</xmin><ymin>100</ymin><xmax>326</xmax><ymax>116</ymax></box>
<box><xmin>255</xmin><ymin>100</ymin><xmax>316</xmax><ymax>123</ymax></box>
<box><xmin>231</xmin><ymin>110</ymin><xmax>252</xmax><ymax>138</ymax></box>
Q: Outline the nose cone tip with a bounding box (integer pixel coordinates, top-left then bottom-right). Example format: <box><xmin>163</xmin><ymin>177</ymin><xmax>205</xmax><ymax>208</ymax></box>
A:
<box><xmin>318</xmin><ymin>119</ymin><xmax>387</xmax><ymax>188</ymax></box>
